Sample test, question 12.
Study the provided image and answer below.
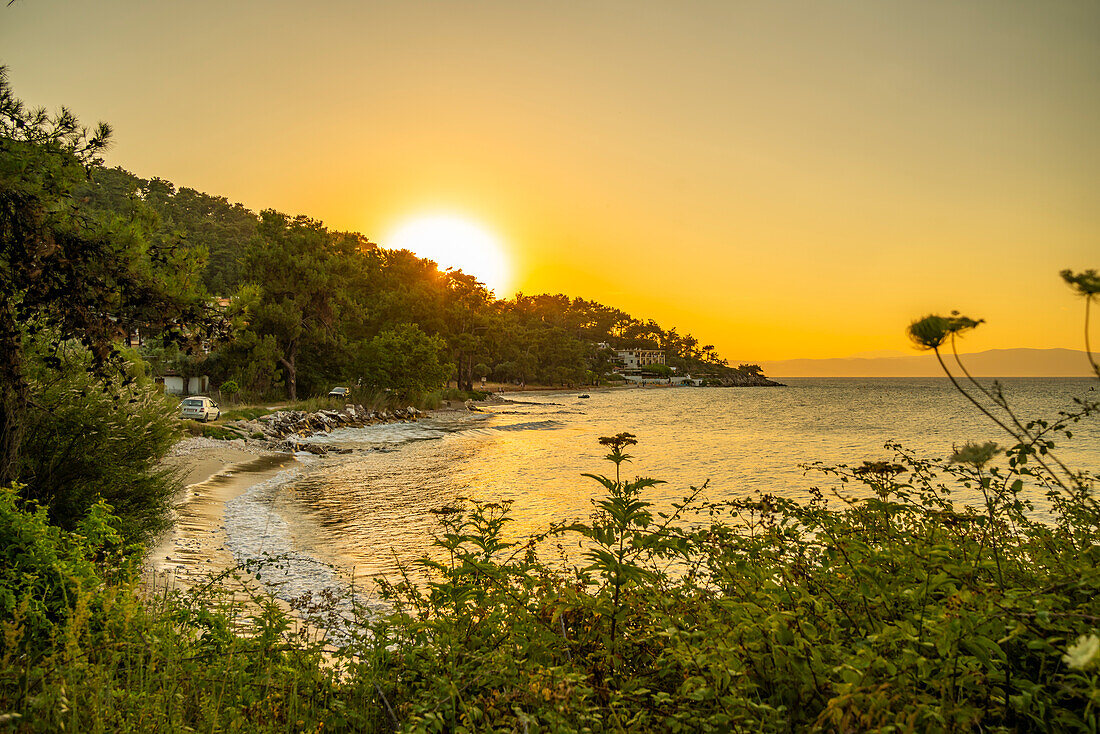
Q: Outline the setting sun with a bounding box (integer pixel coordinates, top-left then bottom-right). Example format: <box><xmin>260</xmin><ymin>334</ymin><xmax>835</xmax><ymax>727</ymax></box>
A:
<box><xmin>384</xmin><ymin>214</ymin><xmax>512</xmax><ymax>296</ymax></box>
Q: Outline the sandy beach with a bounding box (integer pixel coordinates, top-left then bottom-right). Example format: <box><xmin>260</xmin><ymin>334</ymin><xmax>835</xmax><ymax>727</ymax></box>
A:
<box><xmin>146</xmin><ymin>437</ymin><xmax>296</xmax><ymax>589</ymax></box>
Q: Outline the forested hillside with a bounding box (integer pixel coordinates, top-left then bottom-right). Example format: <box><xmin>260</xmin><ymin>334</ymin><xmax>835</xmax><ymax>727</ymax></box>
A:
<box><xmin>84</xmin><ymin>167</ymin><xmax>768</xmax><ymax>399</ymax></box>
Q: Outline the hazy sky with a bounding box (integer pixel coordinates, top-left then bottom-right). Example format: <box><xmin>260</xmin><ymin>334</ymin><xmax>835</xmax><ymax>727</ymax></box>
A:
<box><xmin>4</xmin><ymin>1</ymin><xmax>1097</xmax><ymax>360</ymax></box>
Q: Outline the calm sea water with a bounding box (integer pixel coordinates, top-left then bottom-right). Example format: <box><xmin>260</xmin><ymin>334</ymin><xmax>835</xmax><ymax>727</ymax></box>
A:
<box><xmin>225</xmin><ymin>378</ymin><xmax>1099</xmax><ymax>603</ymax></box>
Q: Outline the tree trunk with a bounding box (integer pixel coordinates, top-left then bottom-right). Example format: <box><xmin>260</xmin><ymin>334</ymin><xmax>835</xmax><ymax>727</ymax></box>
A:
<box><xmin>280</xmin><ymin>340</ymin><xmax>298</xmax><ymax>401</ymax></box>
<box><xmin>0</xmin><ymin>311</ymin><xmax>27</xmax><ymax>486</ymax></box>
<box><xmin>0</xmin><ymin>380</ymin><xmax>28</xmax><ymax>486</ymax></box>
<box><xmin>461</xmin><ymin>355</ymin><xmax>474</xmax><ymax>392</ymax></box>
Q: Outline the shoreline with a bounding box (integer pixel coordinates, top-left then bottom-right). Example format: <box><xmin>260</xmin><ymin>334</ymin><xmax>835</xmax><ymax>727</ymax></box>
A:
<box><xmin>145</xmin><ymin>383</ymin><xmax>757</xmax><ymax>589</ymax></box>
<box><xmin>146</xmin><ymin>438</ymin><xmax>296</xmax><ymax>589</ymax></box>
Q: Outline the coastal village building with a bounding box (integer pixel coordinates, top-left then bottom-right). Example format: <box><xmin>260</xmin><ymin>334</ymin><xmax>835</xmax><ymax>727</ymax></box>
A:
<box><xmin>155</xmin><ymin>371</ymin><xmax>210</xmax><ymax>396</ymax></box>
<box><xmin>615</xmin><ymin>349</ymin><xmax>666</xmax><ymax>369</ymax></box>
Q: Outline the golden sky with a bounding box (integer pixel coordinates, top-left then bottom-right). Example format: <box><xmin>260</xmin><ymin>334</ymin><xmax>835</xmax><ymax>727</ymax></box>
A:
<box><xmin>4</xmin><ymin>1</ymin><xmax>1097</xmax><ymax>360</ymax></box>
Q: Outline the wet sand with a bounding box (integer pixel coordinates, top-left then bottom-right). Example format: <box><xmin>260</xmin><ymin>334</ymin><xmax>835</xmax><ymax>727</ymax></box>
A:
<box><xmin>147</xmin><ymin>444</ymin><xmax>296</xmax><ymax>589</ymax></box>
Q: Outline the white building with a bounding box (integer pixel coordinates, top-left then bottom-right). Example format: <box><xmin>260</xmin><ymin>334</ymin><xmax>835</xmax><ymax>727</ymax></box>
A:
<box><xmin>157</xmin><ymin>374</ymin><xmax>210</xmax><ymax>396</ymax></box>
<box><xmin>615</xmin><ymin>349</ymin><xmax>665</xmax><ymax>369</ymax></box>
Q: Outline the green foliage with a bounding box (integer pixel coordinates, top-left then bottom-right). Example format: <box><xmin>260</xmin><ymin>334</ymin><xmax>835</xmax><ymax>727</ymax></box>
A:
<box><xmin>181</xmin><ymin>421</ymin><xmax>239</xmax><ymax>441</ymax></box>
<box><xmin>361</xmin><ymin>424</ymin><xmax>1098</xmax><ymax>732</ymax></box>
<box><xmin>641</xmin><ymin>363</ymin><xmax>672</xmax><ymax>377</ymax></box>
<box><xmin>82</xmin><ymin>167</ymin><xmax>260</xmax><ymax>296</ymax></box>
<box><xmin>219</xmin><ymin>405</ymin><xmax>275</xmax><ymax>422</ymax></box>
<box><xmin>233</xmin><ymin>211</ymin><xmax>380</xmax><ymax>400</ymax></box>
<box><xmin>359</xmin><ymin>323</ymin><xmax>453</xmax><ymax>398</ymax></box>
<box><xmin>0</xmin><ymin>486</ymin><xmax>138</xmax><ymax>654</ymax></box>
<box><xmin>18</xmin><ymin>338</ymin><xmax>182</xmax><ymax>543</ymax></box>
<box><xmin>220</xmin><ymin>329</ymin><xmax>285</xmax><ymax>400</ymax></box>
<box><xmin>0</xmin><ymin>509</ymin><xmax>377</xmax><ymax>732</ymax></box>
<box><xmin>436</xmin><ymin>387</ymin><xmax>490</xmax><ymax>402</ymax></box>
<box><xmin>0</xmin><ymin>68</ymin><xmax>213</xmax><ymax>487</ymax></box>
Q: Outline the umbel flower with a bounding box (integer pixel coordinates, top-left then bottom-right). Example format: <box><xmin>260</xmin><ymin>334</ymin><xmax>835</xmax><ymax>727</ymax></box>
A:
<box><xmin>907</xmin><ymin>312</ymin><xmax>984</xmax><ymax>351</ymax></box>
<box><xmin>949</xmin><ymin>441</ymin><xmax>1001</xmax><ymax>469</ymax></box>
<box><xmin>1062</xmin><ymin>633</ymin><xmax>1100</xmax><ymax>670</ymax></box>
<box><xmin>598</xmin><ymin>433</ymin><xmax>638</xmax><ymax>451</ymax></box>
<box><xmin>1060</xmin><ymin>269</ymin><xmax>1100</xmax><ymax>297</ymax></box>
<box><xmin>853</xmin><ymin>461</ymin><xmax>905</xmax><ymax>477</ymax></box>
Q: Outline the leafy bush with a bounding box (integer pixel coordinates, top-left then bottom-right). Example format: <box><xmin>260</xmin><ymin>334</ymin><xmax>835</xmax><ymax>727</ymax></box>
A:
<box><xmin>219</xmin><ymin>379</ymin><xmax>240</xmax><ymax>403</ymax></box>
<box><xmin>436</xmin><ymin>387</ymin><xmax>490</xmax><ymax>402</ymax></box>
<box><xmin>362</xmin><ymin>423</ymin><xmax>1098</xmax><ymax>732</ymax></box>
<box><xmin>1</xmin><ymin>269</ymin><xmax>1095</xmax><ymax>731</ymax></box>
<box><xmin>640</xmin><ymin>363</ymin><xmax>672</xmax><ymax>377</ymax></box>
<box><xmin>0</xmin><ymin>495</ymin><xmax>372</xmax><ymax>732</ymax></box>
<box><xmin>17</xmin><ymin>339</ymin><xmax>182</xmax><ymax>543</ymax></box>
<box><xmin>0</xmin><ymin>486</ymin><xmax>138</xmax><ymax>655</ymax></box>
<box><xmin>359</xmin><ymin>323</ymin><xmax>454</xmax><ymax>399</ymax></box>
<box><xmin>220</xmin><ymin>405</ymin><xmax>277</xmax><ymax>422</ymax></box>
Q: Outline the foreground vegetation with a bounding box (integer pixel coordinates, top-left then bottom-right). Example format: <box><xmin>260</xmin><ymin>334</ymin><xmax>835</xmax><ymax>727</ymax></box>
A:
<box><xmin>2</xmin><ymin>66</ymin><xmax>1098</xmax><ymax>732</ymax></box>
<box><xmin>2</xmin><ymin>401</ymin><xmax>1098</xmax><ymax>731</ymax></box>
<box><xmin>2</xmin><ymin>271</ymin><xmax>1098</xmax><ymax>730</ymax></box>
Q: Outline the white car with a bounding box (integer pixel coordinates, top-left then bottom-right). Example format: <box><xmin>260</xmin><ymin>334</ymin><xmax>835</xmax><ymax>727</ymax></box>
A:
<box><xmin>180</xmin><ymin>396</ymin><xmax>221</xmax><ymax>422</ymax></box>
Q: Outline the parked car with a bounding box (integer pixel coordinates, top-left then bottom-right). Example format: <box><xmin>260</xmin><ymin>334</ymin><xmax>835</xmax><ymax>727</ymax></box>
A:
<box><xmin>180</xmin><ymin>396</ymin><xmax>221</xmax><ymax>422</ymax></box>
<box><xmin>328</xmin><ymin>386</ymin><xmax>350</xmax><ymax>399</ymax></box>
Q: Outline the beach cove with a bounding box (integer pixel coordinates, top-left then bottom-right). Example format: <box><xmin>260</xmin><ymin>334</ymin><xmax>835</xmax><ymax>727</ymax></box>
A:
<box><xmin>151</xmin><ymin>378</ymin><xmax>1100</xmax><ymax>604</ymax></box>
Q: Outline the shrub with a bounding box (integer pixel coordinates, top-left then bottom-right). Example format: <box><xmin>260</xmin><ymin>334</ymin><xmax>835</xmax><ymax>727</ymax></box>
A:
<box><xmin>0</xmin><ymin>486</ymin><xmax>137</xmax><ymax>655</ymax></box>
<box><xmin>17</xmin><ymin>339</ymin><xmax>182</xmax><ymax>543</ymax></box>
<box><xmin>363</xmin><ymin>424</ymin><xmax>1098</xmax><ymax>732</ymax></box>
<box><xmin>0</xmin><ymin>492</ymin><xmax>371</xmax><ymax>732</ymax></box>
<box><xmin>219</xmin><ymin>379</ymin><xmax>240</xmax><ymax>403</ymax></box>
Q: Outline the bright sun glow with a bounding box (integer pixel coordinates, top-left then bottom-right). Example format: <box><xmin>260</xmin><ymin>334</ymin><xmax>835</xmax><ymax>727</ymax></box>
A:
<box><xmin>384</xmin><ymin>214</ymin><xmax>511</xmax><ymax>295</ymax></box>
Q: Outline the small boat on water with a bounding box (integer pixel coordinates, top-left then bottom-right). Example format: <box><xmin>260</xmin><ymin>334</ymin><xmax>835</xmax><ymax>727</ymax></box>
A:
<box><xmin>578</xmin><ymin>394</ymin><xmax>590</xmax><ymax>399</ymax></box>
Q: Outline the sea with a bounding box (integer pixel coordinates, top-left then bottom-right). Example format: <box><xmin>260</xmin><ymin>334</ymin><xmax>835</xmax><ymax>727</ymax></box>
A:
<box><xmin>223</xmin><ymin>378</ymin><xmax>1099</xmax><ymax>609</ymax></box>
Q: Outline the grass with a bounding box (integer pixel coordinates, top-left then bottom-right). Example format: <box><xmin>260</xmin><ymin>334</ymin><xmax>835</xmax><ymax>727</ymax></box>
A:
<box><xmin>436</xmin><ymin>387</ymin><xmax>490</xmax><ymax>402</ymax></box>
<box><xmin>180</xmin><ymin>419</ymin><xmax>244</xmax><ymax>440</ymax></box>
<box><xmin>219</xmin><ymin>405</ymin><xmax>277</xmax><ymax>422</ymax></box>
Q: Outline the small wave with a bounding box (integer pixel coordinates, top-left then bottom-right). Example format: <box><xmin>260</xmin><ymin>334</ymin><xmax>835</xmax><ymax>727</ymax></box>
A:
<box><xmin>295</xmin><ymin>421</ymin><xmax>451</xmax><ymax>446</ymax></box>
<box><xmin>225</xmin><ymin>467</ymin><xmax>302</xmax><ymax>561</ymax></box>
<box><xmin>492</xmin><ymin>419</ymin><xmax>565</xmax><ymax>432</ymax></box>
<box><xmin>224</xmin><ymin>466</ymin><xmax>383</xmax><ymax>641</ymax></box>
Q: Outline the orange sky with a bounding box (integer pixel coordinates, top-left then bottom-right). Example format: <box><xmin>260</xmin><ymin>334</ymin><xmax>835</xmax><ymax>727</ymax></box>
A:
<box><xmin>4</xmin><ymin>1</ymin><xmax>1097</xmax><ymax>360</ymax></box>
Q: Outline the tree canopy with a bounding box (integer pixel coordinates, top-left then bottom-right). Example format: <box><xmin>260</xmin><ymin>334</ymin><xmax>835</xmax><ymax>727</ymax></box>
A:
<box><xmin>0</xmin><ymin>68</ymin><xmax>212</xmax><ymax>483</ymax></box>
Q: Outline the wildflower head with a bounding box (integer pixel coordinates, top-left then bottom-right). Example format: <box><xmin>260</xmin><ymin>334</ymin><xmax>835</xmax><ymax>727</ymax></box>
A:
<box><xmin>598</xmin><ymin>432</ymin><xmax>637</xmax><ymax>469</ymax></box>
<box><xmin>1061</xmin><ymin>269</ymin><xmax>1100</xmax><ymax>297</ymax></box>
<box><xmin>907</xmin><ymin>313</ymin><xmax>983</xmax><ymax>351</ymax></box>
<box><xmin>598</xmin><ymin>433</ymin><xmax>637</xmax><ymax>451</ymax></box>
<box><xmin>949</xmin><ymin>441</ymin><xmax>1001</xmax><ymax>469</ymax></box>
<box><xmin>1063</xmin><ymin>633</ymin><xmax>1100</xmax><ymax>670</ymax></box>
<box><xmin>853</xmin><ymin>461</ymin><xmax>905</xmax><ymax>477</ymax></box>
<box><xmin>908</xmin><ymin>315</ymin><xmax>951</xmax><ymax>350</ymax></box>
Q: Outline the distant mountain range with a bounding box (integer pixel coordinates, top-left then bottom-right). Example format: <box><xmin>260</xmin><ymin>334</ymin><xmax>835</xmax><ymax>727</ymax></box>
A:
<box><xmin>757</xmin><ymin>348</ymin><xmax>1096</xmax><ymax>378</ymax></box>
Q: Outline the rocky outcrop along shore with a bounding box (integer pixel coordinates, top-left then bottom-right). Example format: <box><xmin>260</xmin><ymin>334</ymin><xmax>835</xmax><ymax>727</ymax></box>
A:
<box><xmin>714</xmin><ymin>373</ymin><xmax>785</xmax><ymax>387</ymax></box>
<box><xmin>215</xmin><ymin>405</ymin><xmax>423</xmax><ymax>454</ymax></box>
